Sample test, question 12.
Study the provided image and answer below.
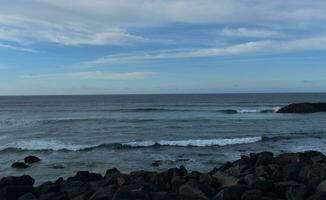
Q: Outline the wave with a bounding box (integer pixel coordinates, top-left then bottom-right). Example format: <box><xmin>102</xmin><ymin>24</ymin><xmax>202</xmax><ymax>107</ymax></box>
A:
<box><xmin>217</xmin><ymin>107</ymin><xmax>280</xmax><ymax>114</ymax></box>
<box><xmin>0</xmin><ymin>136</ymin><xmax>262</xmax><ymax>152</ymax></box>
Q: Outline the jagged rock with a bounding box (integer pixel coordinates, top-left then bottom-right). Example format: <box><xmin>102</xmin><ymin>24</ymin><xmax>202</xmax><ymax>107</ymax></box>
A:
<box><xmin>112</xmin><ymin>184</ymin><xmax>150</xmax><ymax>200</ymax></box>
<box><xmin>24</xmin><ymin>156</ymin><xmax>41</xmax><ymax>164</ymax></box>
<box><xmin>60</xmin><ymin>180</ymin><xmax>93</xmax><ymax>199</ymax></box>
<box><xmin>88</xmin><ymin>185</ymin><xmax>118</xmax><ymax>200</ymax></box>
<box><xmin>243</xmin><ymin>174</ymin><xmax>274</xmax><ymax>191</ymax></box>
<box><xmin>255</xmin><ymin>152</ymin><xmax>274</xmax><ymax>167</ymax></box>
<box><xmin>317</xmin><ymin>180</ymin><xmax>326</xmax><ymax>192</ymax></box>
<box><xmin>299</xmin><ymin>164</ymin><xmax>326</xmax><ymax>189</ymax></box>
<box><xmin>38</xmin><ymin>192</ymin><xmax>68</xmax><ymax>200</ymax></box>
<box><xmin>212</xmin><ymin>171</ymin><xmax>239</xmax><ymax>188</ymax></box>
<box><xmin>67</xmin><ymin>171</ymin><xmax>102</xmax><ymax>182</ymax></box>
<box><xmin>307</xmin><ymin>192</ymin><xmax>326</xmax><ymax>200</ymax></box>
<box><xmin>214</xmin><ymin>185</ymin><xmax>248</xmax><ymax>200</ymax></box>
<box><xmin>178</xmin><ymin>179</ymin><xmax>209</xmax><ymax>200</ymax></box>
<box><xmin>241</xmin><ymin>189</ymin><xmax>262</xmax><ymax>200</ymax></box>
<box><xmin>0</xmin><ymin>175</ymin><xmax>35</xmax><ymax>186</ymax></box>
<box><xmin>11</xmin><ymin>162</ymin><xmax>29</xmax><ymax>169</ymax></box>
<box><xmin>18</xmin><ymin>193</ymin><xmax>37</xmax><ymax>200</ymax></box>
<box><xmin>277</xmin><ymin>103</ymin><xmax>326</xmax><ymax>113</ymax></box>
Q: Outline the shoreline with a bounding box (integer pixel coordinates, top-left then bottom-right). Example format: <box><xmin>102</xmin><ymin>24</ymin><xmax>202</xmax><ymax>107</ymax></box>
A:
<box><xmin>2</xmin><ymin>151</ymin><xmax>326</xmax><ymax>199</ymax></box>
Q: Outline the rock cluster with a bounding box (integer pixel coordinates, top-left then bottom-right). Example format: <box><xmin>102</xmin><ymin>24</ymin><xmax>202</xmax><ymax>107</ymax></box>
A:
<box><xmin>277</xmin><ymin>103</ymin><xmax>326</xmax><ymax>113</ymax></box>
<box><xmin>11</xmin><ymin>156</ymin><xmax>41</xmax><ymax>169</ymax></box>
<box><xmin>3</xmin><ymin>151</ymin><xmax>326</xmax><ymax>199</ymax></box>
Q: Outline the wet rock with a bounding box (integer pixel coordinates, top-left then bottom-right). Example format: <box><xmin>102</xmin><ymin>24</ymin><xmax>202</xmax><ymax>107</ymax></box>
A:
<box><xmin>277</xmin><ymin>103</ymin><xmax>326</xmax><ymax>113</ymax></box>
<box><xmin>38</xmin><ymin>192</ymin><xmax>68</xmax><ymax>200</ymax></box>
<box><xmin>0</xmin><ymin>186</ymin><xmax>35</xmax><ymax>200</ymax></box>
<box><xmin>24</xmin><ymin>156</ymin><xmax>40</xmax><ymax>164</ymax></box>
<box><xmin>151</xmin><ymin>160</ymin><xmax>160</xmax><ymax>167</ymax></box>
<box><xmin>307</xmin><ymin>192</ymin><xmax>326</xmax><ymax>200</ymax></box>
<box><xmin>11</xmin><ymin>162</ymin><xmax>29</xmax><ymax>169</ymax></box>
<box><xmin>244</xmin><ymin>174</ymin><xmax>274</xmax><ymax>191</ymax></box>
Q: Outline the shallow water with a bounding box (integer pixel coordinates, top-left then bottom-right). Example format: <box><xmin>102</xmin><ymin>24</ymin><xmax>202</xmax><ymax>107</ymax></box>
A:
<box><xmin>1</xmin><ymin>93</ymin><xmax>326</xmax><ymax>183</ymax></box>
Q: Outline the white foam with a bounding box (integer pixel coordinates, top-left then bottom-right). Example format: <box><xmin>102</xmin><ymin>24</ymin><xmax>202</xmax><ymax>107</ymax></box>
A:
<box><xmin>124</xmin><ymin>136</ymin><xmax>262</xmax><ymax>147</ymax></box>
<box><xmin>1</xmin><ymin>140</ymin><xmax>96</xmax><ymax>151</ymax></box>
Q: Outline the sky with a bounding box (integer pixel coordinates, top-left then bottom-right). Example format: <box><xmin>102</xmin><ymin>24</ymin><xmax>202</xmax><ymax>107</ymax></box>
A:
<box><xmin>1</xmin><ymin>0</ymin><xmax>326</xmax><ymax>95</ymax></box>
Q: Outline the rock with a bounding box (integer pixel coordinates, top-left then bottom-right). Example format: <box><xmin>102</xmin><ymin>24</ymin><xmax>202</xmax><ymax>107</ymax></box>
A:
<box><xmin>212</xmin><ymin>171</ymin><xmax>239</xmax><ymax>188</ymax></box>
<box><xmin>24</xmin><ymin>156</ymin><xmax>40</xmax><ymax>164</ymax></box>
<box><xmin>12</xmin><ymin>162</ymin><xmax>29</xmax><ymax>169</ymax></box>
<box><xmin>18</xmin><ymin>193</ymin><xmax>37</xmax><ymax>200</ymax></box>
<box><xmin>112</xmin><ymin>184</ymin><xmax>150</xmax><ymax>200</ymax></box>
<box><xmin>38</xmin><ymin>192</ymin><xmax>68</xmax><ymax>200</ymax></box>
<box><xmin>1</xmin><ymin>185</ymin><xmax>35</xmax><ymax>200</ymax></box>
<box><xmin>299</xmin><ymin>164</ymin><xmax>326</xmax><ymax>189</ymax></box>
<box><xmin>214</xmin><ymin>185</ymin><xmax>248</xmax><ymax>200</ymax></box>
<box><xmin>277</xmin><ymin>103</ymin><xmax>326</xmax><ymax>113</ymax></box>
<box><xmin>60</xmin><ymin>180</ymin><xmax>92</xmax><ymax>199</ymax></box>
<box><xmin>255</xmin><ymin>152</ymin><xmax>274</xmax><ymax>167</ymax></box>
<box><xmin>151</xmin><ymin>161</ymin><xmax>160</xmax><ymax>167</ymax></box>
<box><xmin>275</xmin><ymin>153</ymin><xmax>312</xmax><ymax>165</ymax></box>
<box><xmin>307</xmin><ymin>192</ymin><xmax>326</xmax><ymax>200</ymax></box>
<box><xmin>243</xmin><ymin>174</ymin><xmax>274</xmax><ymax>191</ymax></box>
<box><xmin>317</xmin><ymin>180</ymin><xmax>326</xmax><ymax>192</ymax></box>
<box><xmin>285</xmin><ymin>184</ymin><xmax>307</xmax><ymax>200</ymax></box>
<box><xmin>282</xmin><ymin>163</ymin><xmax>305</xmax><ymax>182</ymax></box>
<box><xmin>0</xmin><ymin>175</ymin><xmax>35</xmax><ymax>186</ymax></box>
<box><xmin>241</xmin><ymin>189</ymin><xmax>262</xmax><ymax>200</ymax></box>
<box><xmin>67</xmin><ymin>171</ymin><xmax>102</xmax><ymax>182</ymax></box>
<box><xmin>35</xmin><ymin>181</ymin><xmax>60</xmax><ymax>196</ymax></box>
<box><xmin>88</xmin><ymin>185</ymin><xmax>118</xmax><ymax>200</ymax></box>
<box><xmin>178</xmin><ymin>179</ymin><xmax>209</xmax><ymax>200</ymax></box>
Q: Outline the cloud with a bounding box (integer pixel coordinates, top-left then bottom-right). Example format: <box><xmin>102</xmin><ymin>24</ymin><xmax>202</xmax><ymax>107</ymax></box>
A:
<box><xmin>221</xmin><ymin>28</ymin><xmax>282</xmax><ymax>38</ymax></box>
<box><xmin>1</xmin><ymin>1</ymin><xmax>326</xmax><ymax>46</ymax></box>
<box><xmin>0</xmin><ymin>43</ymin><xmax>37</xmax><ymax>52</ymax></box>
<box><xmin>22</xmin><ymin>71</ymin><xmax>157</xmax><ymax>80</ymax></box>
<box><xmin>0</xmin><ymin>15</ymin><xmax>148</xmax><ymax>46</ymax></box>
<box><xmin>82</xmin><ymin>35</ymin><xmax>326</xmax><ymax>66</ymax></box>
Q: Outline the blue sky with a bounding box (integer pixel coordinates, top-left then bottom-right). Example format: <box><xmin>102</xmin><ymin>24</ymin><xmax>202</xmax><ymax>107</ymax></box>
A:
<box><xmin>1</xmin><ymin>0</ymin><xmax>326</xmax><ymax>95</ymax></box>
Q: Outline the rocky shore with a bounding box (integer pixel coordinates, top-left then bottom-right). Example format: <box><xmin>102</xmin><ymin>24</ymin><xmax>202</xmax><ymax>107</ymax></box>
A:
<box><xmin>3</xmin><ymin>151</ymin><xmax>326</xmax><ymax>200</ymax></box>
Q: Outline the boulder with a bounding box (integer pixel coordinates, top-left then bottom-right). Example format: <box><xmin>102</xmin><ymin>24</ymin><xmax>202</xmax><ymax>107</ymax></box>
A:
<box><xmin>0</xmin><ymin>186</ymin><xmax>35</xmax><ymax>200</ymax></box>
<box><xmin>214</xmin><ymin>185</ymin><xmax>248</xmax><ymax>200</ymax></box>
<box><xmin>12</xmin><ymin>162</ymin><xmax>29</xmax><ymax>169</ymax></box>
<box><xmin>317</xmin><ymin>180</ymin><xmax>326</xmax><ymax>192</ymax></box>
<box><xmin>0</xmin><ymin>175</ymin><xmax>35</xmax><ymax>186</ymax></box>
<box><xmin>18</xmin><ymin>193</ymin><xmax>37</xmax><ymax>200</ymax></box>
<box><xmin>241</xmin><ymin>189</ymin><xmax>262</xmax><ymax>200</ymax></box>
<box><xmin>277</xmin><ymin>103</ymin><xmax>326</xmax><ymax>113</ymax></box>
<box><xmin>67</xmin><ymin>171</ymin><xmax>102</xmax><ymax>182</ymax></box>
<box><xmin>212</xmin><ymin>171</ymin><xmax>239</xmax><ymax>188</ymax></box>
<box><xmin>24</xmin><ymin>156</ymin><xmax>40</xmax><ymax>164</ymax></box>
<box><xmin>178</xmin><ymin>179</ymin><xmax>209</xmax><ymax>200</ymax></box>
<box><xmin>299</xmin><ymin>164</ymin><xmax>326</xmax><ymax>189</ymax></box>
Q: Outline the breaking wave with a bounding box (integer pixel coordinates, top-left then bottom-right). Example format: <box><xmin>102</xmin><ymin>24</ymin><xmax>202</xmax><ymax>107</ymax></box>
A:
<box><xmin>0</xmin><ymin>136</ymin><xmax>262</xmax><ymax>152</ymax></box>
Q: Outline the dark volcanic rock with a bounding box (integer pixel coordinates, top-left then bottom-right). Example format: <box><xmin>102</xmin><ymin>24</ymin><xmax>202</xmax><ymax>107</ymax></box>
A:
<box><xmin>11</xmin><ymin>162</ymin><xmax>29</xmax><ymax>169</ymax></box>
<box><xmin>4</xmin><ymin>151</ymin><xmax>326</xmax><ymax>200</ymax></box>
<box><xmin>24</xmin><ymin>156</ymin><xmax>40</xmax><ymax>164</ymax></box>
<box><xmin>277</xmin><ymin>103</ymin><xmax>326</xmax><ymax>113</ymax></box>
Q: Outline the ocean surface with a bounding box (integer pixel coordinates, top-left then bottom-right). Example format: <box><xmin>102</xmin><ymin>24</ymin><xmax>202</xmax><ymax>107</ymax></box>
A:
<box><xmin>1</xmin><ymin>93</ymin><xmax>326</xmax><ymax>183</ymax></box>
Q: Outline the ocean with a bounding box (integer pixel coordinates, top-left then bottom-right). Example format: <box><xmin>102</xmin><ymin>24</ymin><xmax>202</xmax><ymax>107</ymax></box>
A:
<box><xmin>1</xmin><ymin>93</ymin><xmax>326</xmax><ymax>183</ymax></box>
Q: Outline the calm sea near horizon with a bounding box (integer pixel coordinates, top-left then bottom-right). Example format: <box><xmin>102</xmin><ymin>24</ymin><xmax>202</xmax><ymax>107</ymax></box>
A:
<box><xmin>1</xmin><ymin>93</ymin><xmax>326</xmax><ymax>183</ymax></box>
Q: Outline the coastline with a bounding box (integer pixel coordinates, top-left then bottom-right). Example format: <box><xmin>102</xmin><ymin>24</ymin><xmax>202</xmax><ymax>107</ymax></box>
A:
<box><xmin>2</xmin><ymin>151</ymin><xmax>326</xmax><ymax>200</ymax></box>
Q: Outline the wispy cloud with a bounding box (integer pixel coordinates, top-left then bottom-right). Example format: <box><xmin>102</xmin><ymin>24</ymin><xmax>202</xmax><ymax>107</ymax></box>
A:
<box><xmin>22</xmin><ymin>71</ymin><xmax>157</xmax><ymax>80</ymax></box>
<box><xmin>221</xmin><ymin>28</ymin><xmax>282</xmax><ymax>38</ymax></box>
<box><xmin>82</xmin><ymin>35</ymin><xmax>326</xmax><ymax>66</ymax></box>
<box><xmin>0</xmin><ymin>43</ymin><xmax>37</xmax><ymax>52</ymax></box>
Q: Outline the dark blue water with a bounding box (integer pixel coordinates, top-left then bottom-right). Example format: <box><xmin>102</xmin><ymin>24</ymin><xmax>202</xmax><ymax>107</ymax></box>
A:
<box><xmin>1</xmin><ymin>93</ymin><xmax>326</xmax><ymax>183</ymax></box>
